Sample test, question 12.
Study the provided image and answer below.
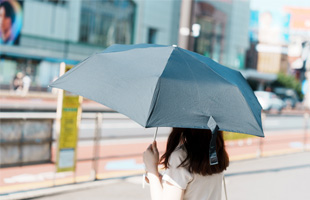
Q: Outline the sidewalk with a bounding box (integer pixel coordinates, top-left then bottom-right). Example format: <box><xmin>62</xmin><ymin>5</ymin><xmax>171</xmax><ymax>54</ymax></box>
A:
<box><xmin>2</xmin><ymin>151</ymin><xmax>309</xmax><ymax>200</ymax></box>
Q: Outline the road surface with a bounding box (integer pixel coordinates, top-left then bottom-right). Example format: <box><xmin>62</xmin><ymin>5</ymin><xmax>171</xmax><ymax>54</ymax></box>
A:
<box><xmin>22</xmin><ymin>152</ymin><xmax>310</xmax><ymax>200</ymax></box>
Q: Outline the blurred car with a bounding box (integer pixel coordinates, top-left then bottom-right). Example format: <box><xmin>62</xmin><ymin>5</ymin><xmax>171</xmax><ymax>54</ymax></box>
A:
<box><xmin>273</xmin><ymin>87</ymin><xmax>299</xmax><ymax>109</ymax></box>
<box><xmin>254</xmin><ymin>91</ymin><xmax>286</xmax><ymax>113</ymax></box>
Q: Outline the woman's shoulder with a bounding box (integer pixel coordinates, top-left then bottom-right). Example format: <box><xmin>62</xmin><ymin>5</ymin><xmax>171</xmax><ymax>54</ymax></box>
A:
<box><xmin>169</xmin><ymin>145</ymin><xmax>187</xmax><ymax>164</ymax></box>
<box><xmin>163</xmin><ymin>145</ymin><xmax>193</xmax><ymax>189</ymax></box>
<box><xmin>173</xmin><ymin>144</ymin><xmax>187</xmax><ymax>155</ymax></box>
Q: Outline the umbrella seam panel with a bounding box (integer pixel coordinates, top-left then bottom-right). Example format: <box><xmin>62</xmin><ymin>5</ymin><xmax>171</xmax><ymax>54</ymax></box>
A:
<box><xmin>145</xmin><ymin>47</ymin><xmax>175</xmax><ymax>126</ymax></box>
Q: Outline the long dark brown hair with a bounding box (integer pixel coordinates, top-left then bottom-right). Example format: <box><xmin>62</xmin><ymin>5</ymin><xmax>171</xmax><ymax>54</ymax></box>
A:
<box><xmin>160</xmin><ymin>128</ymin><xmax>229</xmax><ymax>175</ymax></box>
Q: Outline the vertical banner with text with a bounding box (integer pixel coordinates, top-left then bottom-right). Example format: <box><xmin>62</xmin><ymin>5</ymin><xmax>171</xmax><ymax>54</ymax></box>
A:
<box><xmin>56</xmin><ymin>65</ymin><xmax>83</xmax><ymax>172</ymax></box>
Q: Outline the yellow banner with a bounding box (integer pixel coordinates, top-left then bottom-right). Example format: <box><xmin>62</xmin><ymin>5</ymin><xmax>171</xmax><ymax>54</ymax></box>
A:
<box><xmin>56</xmin><ymin>65</ymin><xmax>82</xmax><ymax>172</ymax></box>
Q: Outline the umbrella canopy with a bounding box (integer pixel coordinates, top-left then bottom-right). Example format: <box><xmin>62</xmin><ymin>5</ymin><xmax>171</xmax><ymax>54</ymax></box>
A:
<box><xmin>50</xmin><ymin>44</ymin><xmax>264</xmax><ymax>138</ymax></box>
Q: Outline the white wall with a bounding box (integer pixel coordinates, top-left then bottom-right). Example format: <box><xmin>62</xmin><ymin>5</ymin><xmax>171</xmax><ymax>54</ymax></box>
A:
<box><xmin>22</xmin><ymin>0</ymin><xmax>179</xmax><ymax>46</ymax></box>
<box><xmin>22</xmin><ymin>0</ymin><xmax>81</xmax><ymax>41</ymax></box>
<box><xmin>66</xmin><ymin>0</ymin><xmax>82</xmax><ymax>42</ymax></box>
<box><xmin>229</xmin><ymin>0</ymin><xmax>250</xmax><ymax>68</ymax></box>
<box><xmin>134</xmin><ymin>0</ymin><xmax>180</xmax><ymax>45</ymax></box>
<box><xmin>19</xmin><ymin>0</ymin><xmax>180</xmax><ymax>60</ymax></box>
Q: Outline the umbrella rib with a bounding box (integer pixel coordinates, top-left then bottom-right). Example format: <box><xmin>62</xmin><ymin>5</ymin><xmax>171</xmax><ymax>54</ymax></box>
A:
<box><xmin>145</xmin><ymin>78</ymin><xmax>162</xmax><ymax>127</ymax></box>
<box><xmin>175</xmin><ymin>49</ymin><xmax>203</xmax><ymax>114</ymax></box>
<box><xmin>145</xmin><ymin>47</ymin><xmax>175</xmax><ymax>127</ymax></box>
<box><xmin>179</xmin><ymin>49</ymin><xmax>264</xmax><ymax>136</ymax></box>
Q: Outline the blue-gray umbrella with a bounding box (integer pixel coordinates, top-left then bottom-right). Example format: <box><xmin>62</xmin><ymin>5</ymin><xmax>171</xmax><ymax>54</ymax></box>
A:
<box><xmin>50</xmin><ymin>43</ymin><xmax>264</xmax><ymax>164</ymax></box>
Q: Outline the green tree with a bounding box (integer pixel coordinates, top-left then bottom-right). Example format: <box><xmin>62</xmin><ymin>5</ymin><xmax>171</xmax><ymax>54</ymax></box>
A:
<box><xmin>271</xmin><ymin>73</ymin><xmax>303</xmax><ymax>100</ymax></box>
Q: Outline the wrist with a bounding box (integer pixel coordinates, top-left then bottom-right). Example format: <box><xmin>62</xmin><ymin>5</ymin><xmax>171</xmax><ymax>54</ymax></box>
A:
<box><xmin>146</xmin><ymin>166</ymin><xmax>159</xmax><ymax>175</ymax></box>
<box><xmin>147</xmin><ymin>171</ymin><xmax>160</xmax><ymax>179</ymax></box>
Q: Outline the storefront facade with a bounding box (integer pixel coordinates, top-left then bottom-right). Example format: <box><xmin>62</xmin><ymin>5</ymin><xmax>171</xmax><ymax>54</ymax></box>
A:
<box><xmin>0</xmin><ymin>0</ymin><xmax>181</xmax><ymax>93</ymax></box>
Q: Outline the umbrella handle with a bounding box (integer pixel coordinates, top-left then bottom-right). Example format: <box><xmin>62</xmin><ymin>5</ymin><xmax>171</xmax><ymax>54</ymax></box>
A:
<box><xmin>142</xmin><ymin>127</ymin><xmax>158</xmax><ymax>188</ymax></box>
<box><xmin>153</xmin><ymin>127</ymin><xmax>159</xmax><ymax>141</ymax></box>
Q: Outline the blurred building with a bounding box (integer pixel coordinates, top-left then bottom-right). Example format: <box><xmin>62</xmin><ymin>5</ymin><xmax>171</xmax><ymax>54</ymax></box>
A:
<box><xmin>192</xmin><ymin>0</ymin><xmax>251</xmax><ymax>69</ymax></box>
<box><xmin>0</xmin><ymin>0</ymin><xmax>181</xmax><ymax>92</ymax></box>
<box><xmin>284</xmin><ymin>7</ymin><xmax>310</xmax><ymax>81</ymax></box>
<box><xmin>192</xmin><ymin>2</ymin><xmax>226</xmax><ymax>64</ymax></box>
<box><xmin>246</xmin><ymin>4</ymin><xmax>310</xmax><ymax>90</ymax></box>
<box><xmin>135</xmin><ymin>0</ymin><xmax>180</xmax><ymax>45</ymax></box>
<box><xmin>247</xmin><ymin>10</ymin><xmax>290</xmax><ymax>75</ymax></box>
<box><xmin>4</xmin><ymin>0</ymin><xmax>296</xmax><ymax>94</ymax></box>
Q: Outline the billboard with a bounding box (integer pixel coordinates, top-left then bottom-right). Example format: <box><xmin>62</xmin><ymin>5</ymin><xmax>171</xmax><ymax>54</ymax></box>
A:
<box><xmin>249</xmin><ymin>10</ymin><xmax>290</xmax><ymax>45</ymax></box>
<box><xmin>0</xmin><ymin>0</ymin><xmax>23</xmax><ymax>45</ymax></box>
<box><xmin>284</xmin><ymin>7</ymin><xmax>310</xmax><ymax>31</ymax></box>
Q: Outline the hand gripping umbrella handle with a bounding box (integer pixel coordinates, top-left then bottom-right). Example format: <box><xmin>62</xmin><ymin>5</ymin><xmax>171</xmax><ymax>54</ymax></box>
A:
<box><xmin>208</xmin><ymin>116</ymin><xmax>219</xmax><ymax>165</ymax></box>
<box><xmin>142</xmin><ymin>127</ymin><xmax>159</xmax><ymax>188</ymax></box>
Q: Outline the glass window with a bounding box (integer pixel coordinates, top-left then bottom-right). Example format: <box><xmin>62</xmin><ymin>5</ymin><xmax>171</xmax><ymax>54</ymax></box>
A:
<box><xmin>148</xmin><ymin>28</ymin><xmax>157</xmax><ymax>44</ymax></box>
<box><xmin>194</xmin><ymin>18</ymin><xmax>213</xmax><ymax>58</ymax></box>
<box><xmin>79</xmin><ymin>0</ymin><xmax>136</xmax><ymax>47</ymax></box>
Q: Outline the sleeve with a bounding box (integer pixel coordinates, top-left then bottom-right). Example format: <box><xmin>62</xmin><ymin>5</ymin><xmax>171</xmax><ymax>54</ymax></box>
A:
<box><xmin>162</xmin><ymin>149</ymin><xmax>193</xmax><ymax>190</ymax></box>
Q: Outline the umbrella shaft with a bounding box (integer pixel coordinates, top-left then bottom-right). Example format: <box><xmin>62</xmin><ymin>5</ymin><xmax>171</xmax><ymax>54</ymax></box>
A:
<box><xmin>153</xmin><ymin>127</ymin><xmax>159</xmax><ymax>141</ymax></box>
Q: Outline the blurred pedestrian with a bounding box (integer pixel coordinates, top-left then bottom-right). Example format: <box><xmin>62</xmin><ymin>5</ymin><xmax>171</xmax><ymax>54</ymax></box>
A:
<box><xmin>12</xmin><ymin>72</ymin><xmax>23</xmax><ymax>93</ymax></box>
<box><xmin>22</xmin><ymin>73</ymin><xmax>31</xmax><ymax>96</ymax></box>
<box><xmin>143</xmin><ymin>128</ymin><xmax>229</xmax><ymax>200</ymax></box>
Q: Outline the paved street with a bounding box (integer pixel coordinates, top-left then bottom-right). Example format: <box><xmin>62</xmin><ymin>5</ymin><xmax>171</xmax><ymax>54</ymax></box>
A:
<box><xmin>225</xmin><ymin>151</ymin><xmax>310</xmax><ymax>200</ymax></box>
<box><xmin>8</xmin><ymin>151</ymin><xmax>308</xmax><ymax>200</ymax></box>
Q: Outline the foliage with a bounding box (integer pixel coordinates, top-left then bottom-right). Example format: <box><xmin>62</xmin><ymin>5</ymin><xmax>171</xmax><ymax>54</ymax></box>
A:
<box><xmin>271</xmin><ymin>73</ymin><xmax>303</xmax><ymax>100</ymax></box>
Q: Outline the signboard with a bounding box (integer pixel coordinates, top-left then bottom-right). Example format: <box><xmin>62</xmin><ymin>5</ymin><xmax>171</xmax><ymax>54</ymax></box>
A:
<box><xmin>284</xmin><ymin>7</ymin><xmax>310</xmax><ymax>31</ymax></box>
<box><xmin>0</xmin><ymin>0</ymin><xmax>23</xmax><ymax>45</ymax></box>
<box><xmin>249</xmin><ymin>10</ymin><xmax>290</xmax><ymax>45</ymax></box>
<box><xmin>56</xmin><ymin>65</ymin><xmax>82</xmax><ymax>172</ymax></box>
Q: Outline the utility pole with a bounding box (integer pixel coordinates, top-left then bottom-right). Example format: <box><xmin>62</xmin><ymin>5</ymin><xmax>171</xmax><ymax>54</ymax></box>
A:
<box><xmin>178</xmin><ymin>0</ymin><xmax>194</xmax><ymax>50</ymax></box>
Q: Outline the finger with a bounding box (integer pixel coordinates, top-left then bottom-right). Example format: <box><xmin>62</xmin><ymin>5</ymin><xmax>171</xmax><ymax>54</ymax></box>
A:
<box><xmin>147</xmin><ymin>144</ymin><xmax>153</xmax><ymax>152</ymax></box>
<box><xmin>152</xmin><ymin>141</ymin><xmax>158</xmax><ymax>153</ymax></box>
<box><xmin>145</xmin><ymin>176</ymin><xmax>149</xmax><ymax>183</ymax></box>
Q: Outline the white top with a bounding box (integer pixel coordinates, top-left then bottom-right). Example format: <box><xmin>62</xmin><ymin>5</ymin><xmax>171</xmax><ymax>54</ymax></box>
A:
<box><xmin>23</xmin><ymin>75</ymin><xmax>31</xmax><ymax>86</ymax></box>
<box><xmin>162</xmin><ymin>146</ymin><xmax>223</xmax><ymax>200</ymax></box>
